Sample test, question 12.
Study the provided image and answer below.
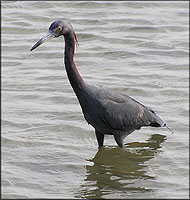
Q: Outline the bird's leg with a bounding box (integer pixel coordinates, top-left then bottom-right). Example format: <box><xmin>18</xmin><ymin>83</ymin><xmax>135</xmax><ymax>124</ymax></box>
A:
<box><xmin>114</xmin><ymin>134</ymin><xmax>124</xmax><ymax>148</ymax></box>
<box><xmin>95</xmin><ymin>130</ymin><xmax>104</xmax><ymax>147</ymax></box>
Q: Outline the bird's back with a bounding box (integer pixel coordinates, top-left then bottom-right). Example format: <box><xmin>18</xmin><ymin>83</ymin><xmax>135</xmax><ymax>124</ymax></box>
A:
<box><xmin>77</xmin><ymin>82</ymin><xmax>165</xmax><ymax>136</ymax></box>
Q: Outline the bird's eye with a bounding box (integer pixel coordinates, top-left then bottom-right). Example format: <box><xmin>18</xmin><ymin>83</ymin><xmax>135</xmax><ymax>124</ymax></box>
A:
<box><xmin>55</xmin><ymin>27</ymin><xmax>62</xmax><ymax>33</ymax></box>
<box><xmin>57</xmin><ymin>27</ymin><xmax>62</xmax><ymax>31</ymax></box>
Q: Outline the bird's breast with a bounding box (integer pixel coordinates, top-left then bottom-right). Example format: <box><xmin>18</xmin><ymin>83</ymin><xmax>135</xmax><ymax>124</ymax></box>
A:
<box><xmin>82</xmin><ymin>103</ymin><xmax>111</xmax><ymax>134</ymax></box>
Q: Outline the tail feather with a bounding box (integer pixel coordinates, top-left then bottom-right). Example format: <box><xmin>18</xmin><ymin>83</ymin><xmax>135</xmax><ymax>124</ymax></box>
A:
<box><xmin>148</xmin><ymin>108</ymin><xmax>165</xmax><ymax>127</ymax></box>
<box><xmin>144</xmin><ymin>108</ymin><xmax>173</xmax><ymax>133</ymax></box>
<box><xmin>149</xmin><ymin>121</ymin><xmax>165</xmax><ymax>127</ymax></box>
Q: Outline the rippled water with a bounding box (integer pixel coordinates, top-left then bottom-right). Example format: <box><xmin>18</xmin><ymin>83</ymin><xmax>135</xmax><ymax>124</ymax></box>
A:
<box><xmin>2</xmin><ymin>1</ymin><xmax>189</xmax><ymax>199</ymax></box>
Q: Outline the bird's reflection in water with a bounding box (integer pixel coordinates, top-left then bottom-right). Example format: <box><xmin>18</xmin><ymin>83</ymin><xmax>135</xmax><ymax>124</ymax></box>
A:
<box><xmin>75</xmin><ymin>134</ymin><xmax>166</xmax><ymax>199</ymax></box>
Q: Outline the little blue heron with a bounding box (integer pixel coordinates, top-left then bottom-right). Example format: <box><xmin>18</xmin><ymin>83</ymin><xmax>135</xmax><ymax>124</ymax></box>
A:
<box><xmin>31</xmin><ymin>19</ymin><xmax>170</xmax><ymax>148</ymax></box>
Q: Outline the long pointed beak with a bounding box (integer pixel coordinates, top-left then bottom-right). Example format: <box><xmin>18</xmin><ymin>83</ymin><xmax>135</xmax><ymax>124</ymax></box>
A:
<box><xmin>30</xmin><ymin>30</ymin><xmax>55</xmax><ymax>51</ymax></box>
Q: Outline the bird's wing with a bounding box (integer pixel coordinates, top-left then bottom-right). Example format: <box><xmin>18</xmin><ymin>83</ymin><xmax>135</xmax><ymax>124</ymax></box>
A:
<box><xmin>99</xmin><ymin>97</ymin><xmax>151</xmax><ymax>132</ymax></box>
<box><xmin>85</xmin><ymin>84</ymin><xmax>163</xmax><ymax>131</ymax></box>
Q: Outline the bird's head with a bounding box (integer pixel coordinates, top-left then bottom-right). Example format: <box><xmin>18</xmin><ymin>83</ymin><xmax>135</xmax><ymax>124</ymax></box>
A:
<box><xmin>30</xmin><ymin>19</ymin><xmax>78</xmax><ymax>51</ymax></box>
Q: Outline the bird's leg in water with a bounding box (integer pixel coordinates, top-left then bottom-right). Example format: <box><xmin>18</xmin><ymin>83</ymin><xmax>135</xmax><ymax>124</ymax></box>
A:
<box><xmin>95</xmin><ymin>130</ymin><xmax>104</xmax><ymax>147</ymax></box>
<box><xmin>114</xmin><ymin>134</ymin><xmax>124</xmax><ymax>148</ymax></box>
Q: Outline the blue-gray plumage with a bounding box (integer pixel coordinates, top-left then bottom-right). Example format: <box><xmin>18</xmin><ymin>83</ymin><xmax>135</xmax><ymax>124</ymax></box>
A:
<box><xmin>30</xmin><ymin>19</ymin><xmax>166</xmax><ymax>148</ymax></box>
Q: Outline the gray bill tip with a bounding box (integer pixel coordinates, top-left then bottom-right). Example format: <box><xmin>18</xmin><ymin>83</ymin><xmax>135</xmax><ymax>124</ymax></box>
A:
<box><xmin>30</xmin><ymin>44</ymin><xmax>37</xmax><ymax>51</ymax></box>
<box><xmin>30</xmin><ymin>31</ymin><xmax>55</xmax><ymax>51</ymax></box>
<box><xmin>30</xmin><ymin>40</ymin><xmax>41</xmax><ymax>51</ymax></box>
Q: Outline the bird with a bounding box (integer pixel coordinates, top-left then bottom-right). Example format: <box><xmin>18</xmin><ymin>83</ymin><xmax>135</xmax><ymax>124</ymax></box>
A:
<box><xmin>30</xmin><ymin>19</ymin><xmax>168</xmax><ymax>148</ymax></box>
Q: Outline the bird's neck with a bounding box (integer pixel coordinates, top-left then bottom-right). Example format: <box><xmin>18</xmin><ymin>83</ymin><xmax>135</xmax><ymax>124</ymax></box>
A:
<box><xmin>64</xmin><ymin>32</ymin><xmax>83</xmax><ymax>93</ymax></box>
